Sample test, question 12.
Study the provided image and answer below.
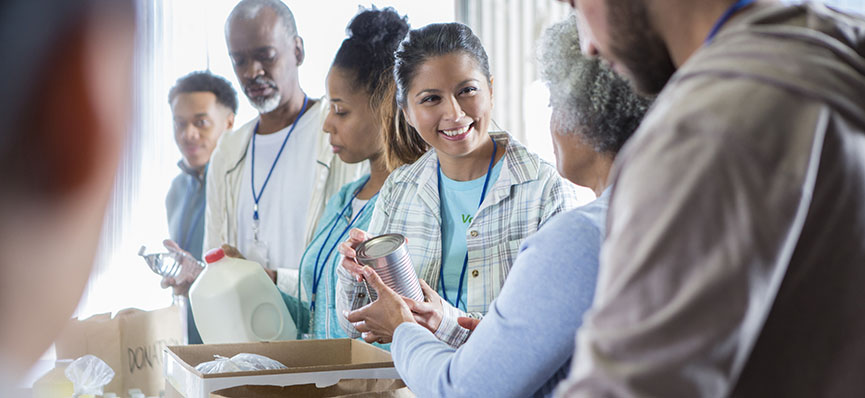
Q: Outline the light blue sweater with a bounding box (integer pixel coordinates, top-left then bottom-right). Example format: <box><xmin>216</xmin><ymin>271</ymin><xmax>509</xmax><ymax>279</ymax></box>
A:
<box><xmin>392</xmin><ymin>189</ymin><xmax>609</xmax><ymax>397</ymax></box>
<box><xmin>282</xmin><ymin>176</ymin><xmax>377</xmax><ymax>339</ymax></box>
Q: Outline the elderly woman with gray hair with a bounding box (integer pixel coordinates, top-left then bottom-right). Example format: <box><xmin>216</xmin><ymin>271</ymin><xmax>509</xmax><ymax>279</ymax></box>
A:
<box><xmin>341</xmin><ymin>15</ymin><xmax>652</xmax><ymax>397</ymax></box>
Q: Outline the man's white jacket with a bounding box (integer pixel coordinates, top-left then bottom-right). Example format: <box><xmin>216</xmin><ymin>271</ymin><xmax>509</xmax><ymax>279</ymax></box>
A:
<box><xmin>203</xmin><ymin>98</ymin><xmax>365</xmax><ymax>294</ymax></box>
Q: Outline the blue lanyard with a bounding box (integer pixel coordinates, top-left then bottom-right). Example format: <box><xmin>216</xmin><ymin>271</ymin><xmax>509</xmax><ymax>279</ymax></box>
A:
<box><xmin>309</xmin><ymin>178</ymin><xmax>376</xmax><ymax>313</ymax></box>
<box><xmin>251</xmin><ymin>95</ymin><xmax>309</xmax><ymax>221</ymax></box>
<box><xmin>704</xmin><ymin>0</ymin><xmax>755</xmax><ymax>44</ymax></box>
<box><xmin>437</xmin><ymin>136</ymin><xmax>498</xmax><ymax>310</ymax></box>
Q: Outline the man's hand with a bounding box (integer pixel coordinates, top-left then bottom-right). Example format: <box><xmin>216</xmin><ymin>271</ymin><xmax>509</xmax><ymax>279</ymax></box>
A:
<box><xmin>220</xmin><ymin>243</ymin><xmax>246</xmax><ymax>259</ymax></box>
<box><xmin>160</xmin><ymin>239</ymin><xmax>201</xmax><ymax>296</ymax></box>
<box><xmin>261</xmin><ymin>267</ymin><xmax>277</xmax><ymax>283</ymax></box>
<box><xmin>160</xmin><ymin>275</ymin><xmax>191</xmax><ymax>297</ymax></box>
<box><xmin>405</xmin><ymin>279</ymin><xmax>444</xmax><ymax>333</ymax></box>
<box><xmin>345</xmin><ymin>266</ymin><xmax>416</xmax><ymax>344</ymax></box>
<box><xmin>337</xmin><ymin>228</ymin><xmax>373</xmax><ymax>283</ymax></box>
<box><xmin>220</xmin><ymin>243</ymin><xmax>277</xmax><ymax>283</ymax></box>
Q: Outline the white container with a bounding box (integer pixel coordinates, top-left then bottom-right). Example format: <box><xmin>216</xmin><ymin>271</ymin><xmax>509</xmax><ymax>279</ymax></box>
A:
<box><xmin>31</xmin><ymin>360</ymin><xmax>73</xmax><ymax>398</ymax></box>
<box><xmin>189</xmin><ymin>248</ymin><xmax>297</xmax><ymax>343</ymax></box>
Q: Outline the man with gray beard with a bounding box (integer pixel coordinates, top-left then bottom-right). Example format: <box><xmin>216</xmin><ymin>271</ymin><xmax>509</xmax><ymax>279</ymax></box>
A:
<box><xmin>204</xmin><ymin>0</ymin><xmax>363</xmax><ymax>298</ymax></box>
<box><xmin>556</xmin><ymin>0</ymin><xmax>865</xmax><ymax>397</ymax></box>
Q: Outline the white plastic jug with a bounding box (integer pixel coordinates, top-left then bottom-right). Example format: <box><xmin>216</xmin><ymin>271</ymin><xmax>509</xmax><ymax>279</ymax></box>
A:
<box><xmin>189</xmin><ymin>247</ymin><xmax>297</xmax><ymax>343</ymax></box>
<box><xmin>32</xmin><ymin>360</ymin><xmax>73</xmax><ymax>398</ymax></box>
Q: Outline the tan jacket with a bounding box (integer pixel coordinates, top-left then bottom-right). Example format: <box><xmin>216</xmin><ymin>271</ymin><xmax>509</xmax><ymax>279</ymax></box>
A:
<box><xmin>558</xmin><ymin>3</ymin><xmax>865</xmax><ymax>397</ymax></box>
<box><xmin>203</xmin><ymin>98</ymin><xmax>365</xmax><ymax>294</ymax></box>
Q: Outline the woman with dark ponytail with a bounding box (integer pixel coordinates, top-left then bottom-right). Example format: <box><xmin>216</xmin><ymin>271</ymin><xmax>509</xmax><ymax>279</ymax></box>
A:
<box><xmin>337</xmin><ymin>22</ymin><xmax>581</xmax><ymax>349</ymax></box>
<box><xmin>286</xmin><ymin>6</ymin><xmax>409</xmax><ymax>340</ymax></box>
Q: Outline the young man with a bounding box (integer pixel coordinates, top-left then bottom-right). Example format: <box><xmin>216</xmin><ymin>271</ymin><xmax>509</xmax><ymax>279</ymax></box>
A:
<box><xmin>556</xmin><ymin>1</ymin><xmax>865</xmax><ymax>396</ymax></box>
<box><xmin>166</xmin><ymin>71</ymin><xmax>237</xmax><ymax>265</ymax></box>
<box><xmin>204</xmin><ymin>0</ymin><xmax>364</xmax><ymax>298</ymax></box>
<box><xmin>163</xmin><ymin>71</ymin><xmax>237</xmax><ymax>344</ymax></box>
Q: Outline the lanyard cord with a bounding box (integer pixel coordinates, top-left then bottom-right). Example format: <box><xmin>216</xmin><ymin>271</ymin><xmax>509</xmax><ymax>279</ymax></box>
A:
<box><xmin>704</xmin><ymin>0</ymin><xmax>756</xmax><ymax>44</ymax></box>
<box><xmin>251</xmin><ymin>95</ymin><xmax>309</xmax><ymax>221</ymax></box>
<box><xmin>437</xmin><ymin>136</ymin><xmax>498</xmax><ymax>310</ymax></box>
<box><xmin>308</xmin><ymin>178</ymin><xmax>377</xmax><ymax>313</ymax></box>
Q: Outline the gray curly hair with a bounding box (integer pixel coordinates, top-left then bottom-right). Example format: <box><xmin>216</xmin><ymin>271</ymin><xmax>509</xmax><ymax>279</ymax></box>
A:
<box><xmin>538</xmin><ymin>15</ymin><xmax>652</xmax><ymax>154</ymax></box>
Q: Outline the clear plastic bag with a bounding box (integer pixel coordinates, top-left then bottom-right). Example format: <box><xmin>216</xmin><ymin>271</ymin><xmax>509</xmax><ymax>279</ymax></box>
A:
<box><xmin>64</xmin><ymin>354</ymin><xmax>115</xmax><ymax>397</ymax></box>
<box><xmin>195</xmin><ymin>353</ymin><xmax>287</xmax><ymax>374</ymax></box>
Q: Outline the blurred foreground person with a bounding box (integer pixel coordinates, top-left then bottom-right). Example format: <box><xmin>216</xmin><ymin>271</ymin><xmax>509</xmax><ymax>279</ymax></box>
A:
<box><xmin>557</xmin><ymin>0</ymin><xmax>865</xmax><ymax>396</ymax></box>
<box><xmin>0</xmin><ymin>0</ymin><xmax>135</xmax><ymax>391</ymax></box>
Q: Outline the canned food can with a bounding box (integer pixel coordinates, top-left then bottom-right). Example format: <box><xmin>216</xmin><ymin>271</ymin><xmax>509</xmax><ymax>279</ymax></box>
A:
<box><xmin>355</xmin><ymin>233</ymin><xmax>424</xmax><ymax>301</ymax></box>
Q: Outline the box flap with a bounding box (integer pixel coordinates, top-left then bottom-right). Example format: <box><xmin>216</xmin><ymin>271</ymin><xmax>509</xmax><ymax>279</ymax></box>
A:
<box><xmin>209</xmin><ymin>379</ymin><xmax>411</xmax><ymax>398</ymax></box>
<box><xmin>166</xmin><ymin>339</ymin><xmax>393</xmax><ymax>379</ymax></box>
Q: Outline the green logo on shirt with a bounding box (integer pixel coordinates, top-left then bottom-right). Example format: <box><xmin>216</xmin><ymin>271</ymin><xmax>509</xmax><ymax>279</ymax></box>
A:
<box><xmin>461</xmin><ymin>214</ymin><xmax>473</xmax><ymax>224</ymax></box>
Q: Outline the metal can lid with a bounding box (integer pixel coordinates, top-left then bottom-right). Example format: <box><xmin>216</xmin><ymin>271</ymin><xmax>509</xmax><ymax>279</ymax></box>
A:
<box><xmin>356</xmin><ymin>233</ymin><xmax>406</xmax><ymax>260</ymax></box>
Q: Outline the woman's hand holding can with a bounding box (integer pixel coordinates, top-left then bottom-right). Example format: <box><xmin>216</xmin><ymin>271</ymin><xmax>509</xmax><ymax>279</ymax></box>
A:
<box><xmin>338</xmin><ymin>228</ymin><xmax>374</xmax><ymax>282</ymax></box>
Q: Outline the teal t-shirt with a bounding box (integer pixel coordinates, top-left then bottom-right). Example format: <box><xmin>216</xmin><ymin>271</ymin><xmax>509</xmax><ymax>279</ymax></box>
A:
<box><xmin>438</xmin><ymin>157</ymin><xmax>503</xmax><ymax>310</ymax></box>
<box><xmin>283</xmin><ymin>176</ymin><xmax>378</xmax><ymax>341</ymax></box>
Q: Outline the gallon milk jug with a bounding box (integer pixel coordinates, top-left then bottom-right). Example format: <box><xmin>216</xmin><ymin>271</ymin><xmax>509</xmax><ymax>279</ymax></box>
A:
<box><xmin>189</xmin><ymin>247</ymin><xmax>297</xmax><ymax>343</ymax></box>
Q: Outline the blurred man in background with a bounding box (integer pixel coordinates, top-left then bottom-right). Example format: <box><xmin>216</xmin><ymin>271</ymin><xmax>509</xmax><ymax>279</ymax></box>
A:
<box><xmin>0</xmin><ymin>0</ymin><xmax>135</xmax><ymax>392</ymax></box>
<box><xmin>162</xmin><ymin>71</ymin><xmax>237</xmax><ymax>344</ymax></box>
<box><xmin>557</xmin><ymin>0</ymin><xmax>865</xmax><ymax>396</ymax></box>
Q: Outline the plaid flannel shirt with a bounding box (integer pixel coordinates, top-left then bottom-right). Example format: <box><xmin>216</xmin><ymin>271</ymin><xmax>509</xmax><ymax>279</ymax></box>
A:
<box><xmin>337</xmin><ymin>131</ymin><xmax>582</xmax><ymax>347</ymax></box>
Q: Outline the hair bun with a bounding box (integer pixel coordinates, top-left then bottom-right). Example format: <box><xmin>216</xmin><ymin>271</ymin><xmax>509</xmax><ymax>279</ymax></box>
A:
<box><xmin>332</xmin><ymin>7</ymin><xmax>409</xmax><ymax>96</ymax></box>
<box><xmin>346</xmin><ymin>7</ymin><xmax>409</xmax><ymax>51</ymax></box>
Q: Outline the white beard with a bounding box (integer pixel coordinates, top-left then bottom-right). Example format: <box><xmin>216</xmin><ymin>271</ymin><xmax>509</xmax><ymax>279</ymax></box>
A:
<box><xmin>250</xmin><ymin>93</ymin><xmax>282</xmax><ymax>114</ymax></box>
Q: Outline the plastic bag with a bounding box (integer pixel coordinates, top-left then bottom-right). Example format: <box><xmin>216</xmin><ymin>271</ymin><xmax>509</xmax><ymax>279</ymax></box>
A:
<box><xmin>195</xmin><ymin>353</ymin><xmax>287</xmax><ymax>374</ymax></box>
<box><xmin>64</xmin><ymin>354</ymin><xmax>115</xmax><ymax>397</ymax></box>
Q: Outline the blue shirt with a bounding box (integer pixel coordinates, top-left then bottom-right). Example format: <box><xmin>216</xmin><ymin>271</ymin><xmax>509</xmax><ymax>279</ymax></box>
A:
<box><xmin>284</xmin><ymin>176</ymin><xmax>378</xmax><ymax>339</ymax></box>
<box><xmin>392</xmin><ymin>188</ymin><xmax>609</xmax><ymax>397</ymax></box>
<box><xmin>166</xmin><ymin>161</ymin><xmax>206</xmax><ymax>260</ymax></box>
<box><xmin>165</xmin><ymin>160</ymin><xmax>206</xmax><ymax>345</ymax></box>
<box><xmin>438</xmin><ymin>158</ymin><xmax>503</xmax><ymax>310</ymax></box>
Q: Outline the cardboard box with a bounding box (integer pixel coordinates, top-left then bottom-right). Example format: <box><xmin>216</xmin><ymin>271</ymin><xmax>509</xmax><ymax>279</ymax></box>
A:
<box><xmin>164</xmin><ymin>339</ymin><xmax>404</xmax><ymax>398</ymax></box>
<box><xmin>55</xmin><ymin>306</ymin><xmax>183</xmax><ymax>396</ymax></box>
<box><xmin>208</xmin><ymin>379</ymin><xmax>412</xmax><ymax>397</ymax></box>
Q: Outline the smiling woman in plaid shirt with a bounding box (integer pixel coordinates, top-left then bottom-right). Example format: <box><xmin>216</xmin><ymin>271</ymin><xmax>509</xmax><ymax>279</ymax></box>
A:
<box><xmin>335</xmin><ymin>22</ymin><xmax>583</xmax><ymax>348</ymax></box>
